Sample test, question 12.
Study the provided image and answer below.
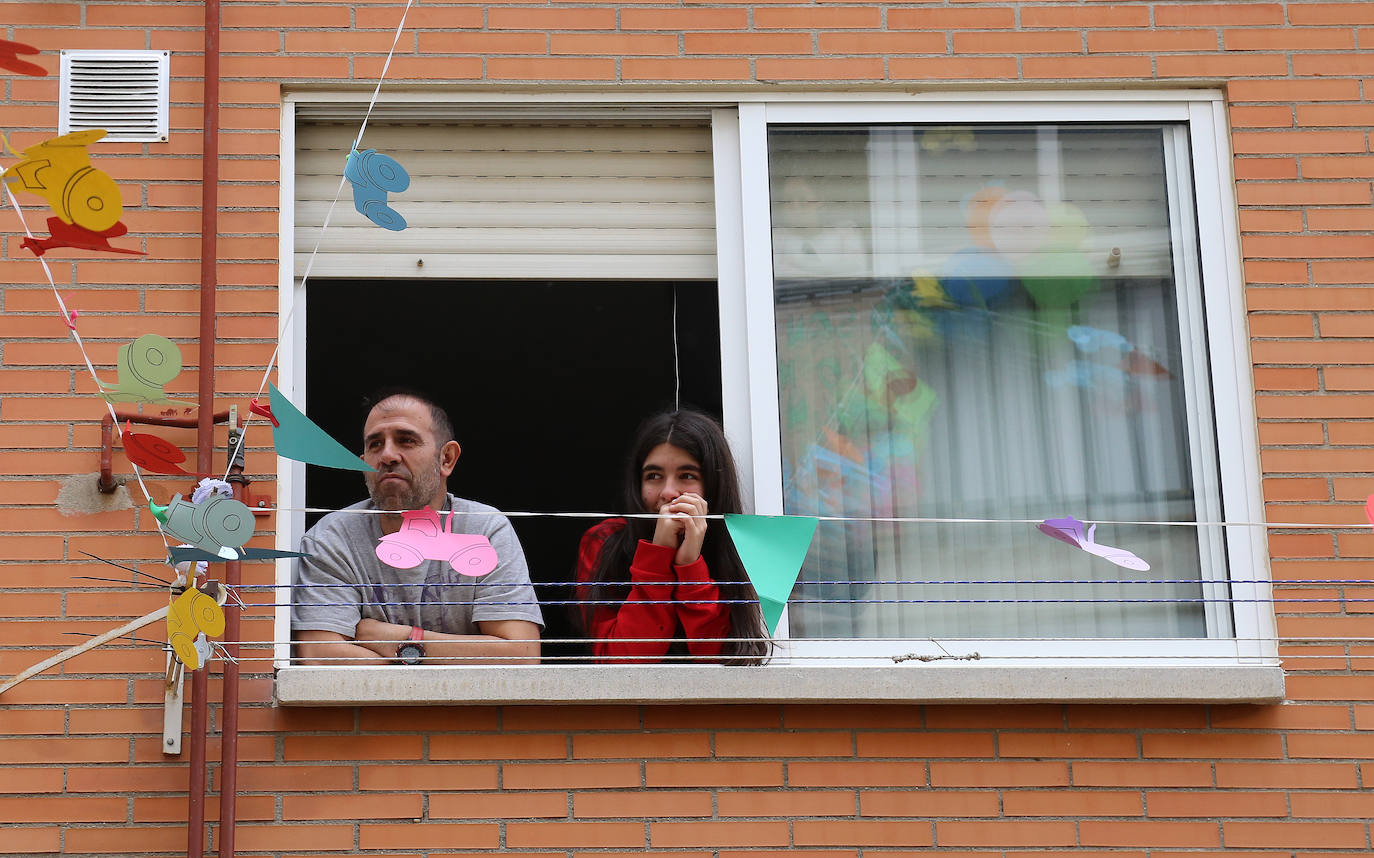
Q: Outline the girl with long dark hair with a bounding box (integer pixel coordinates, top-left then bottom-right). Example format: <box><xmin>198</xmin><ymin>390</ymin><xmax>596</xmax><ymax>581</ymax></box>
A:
<box><xmin>575</xmin><ymin>410</ymin><xmax>770</xmax><ymax>665</ymax></box>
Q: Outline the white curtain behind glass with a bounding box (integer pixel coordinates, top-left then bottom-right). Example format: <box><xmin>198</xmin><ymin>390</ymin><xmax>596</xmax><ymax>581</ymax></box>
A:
<box><xmin>769</xmin><ymin>124</ymin><xmax>1227</xmax><ymax>640</ymax></box>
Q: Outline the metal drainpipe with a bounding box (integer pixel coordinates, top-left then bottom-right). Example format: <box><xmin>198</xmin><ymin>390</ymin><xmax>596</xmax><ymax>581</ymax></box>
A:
<box><xmin>190</xmin><ymin>2</ymin><xmax>223</xmax><ymax>857</ymax></box>
<box><xmin>220</xmin><ymin>479</ymin><xmax>243</xmax><ymax>858</ymax></box>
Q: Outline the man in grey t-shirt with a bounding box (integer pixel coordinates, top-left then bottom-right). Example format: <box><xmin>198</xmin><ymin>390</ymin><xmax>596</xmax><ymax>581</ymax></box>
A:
<box><xmin>292</xmin><ymin>390</ymin><xmax>542</xmax><ymax>665</ymax></box>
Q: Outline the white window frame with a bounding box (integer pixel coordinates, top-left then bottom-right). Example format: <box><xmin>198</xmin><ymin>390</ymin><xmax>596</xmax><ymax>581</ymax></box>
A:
<box><xmin>729</xmin><ymin>99</ymin><xmax>1273</xmax><ymax>668</ymax></box>
<box><xmin>272</xmin><ymin>91</ymin><xmax>1281</xmax><ymax>705</ymax></box>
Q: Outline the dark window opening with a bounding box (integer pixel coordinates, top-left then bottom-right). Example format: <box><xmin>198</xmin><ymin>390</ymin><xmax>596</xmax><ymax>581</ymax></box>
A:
<box><xmin>305</xmin><ymin>279</ymin><xmax>723</xmax><ymax>660</ymax></box>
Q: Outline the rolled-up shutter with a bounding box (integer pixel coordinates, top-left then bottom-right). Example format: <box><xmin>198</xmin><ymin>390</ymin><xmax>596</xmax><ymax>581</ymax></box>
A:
<box><xmin>294</xmin><ymin>121</ymin><xmax>715</xmax><ymax>280</ymax></box>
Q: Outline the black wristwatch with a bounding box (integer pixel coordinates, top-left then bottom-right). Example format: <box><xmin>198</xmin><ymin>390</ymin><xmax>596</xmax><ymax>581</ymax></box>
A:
<box><xmin>396</xmin><ymin>626</ymin><xmax>425</xmax><ymax>665</ymax></box>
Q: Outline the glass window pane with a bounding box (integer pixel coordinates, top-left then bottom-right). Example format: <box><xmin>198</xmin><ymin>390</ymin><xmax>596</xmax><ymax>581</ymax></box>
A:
<box><xmin>768</xmin><ymin>123</ymin><xmax>1228</xmax><ymax>640</ymax></box>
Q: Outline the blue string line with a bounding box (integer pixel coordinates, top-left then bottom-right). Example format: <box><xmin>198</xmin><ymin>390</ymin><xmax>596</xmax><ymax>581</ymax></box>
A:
<box><xmin>278</xmin><ymin>596</ymin><xmax>1374</xmax><ymax>608</ymax></box>
<box><xmin>228</xmin><ymin>577</ymin><xmax>1374</xmax><ymax>589</ymax></box>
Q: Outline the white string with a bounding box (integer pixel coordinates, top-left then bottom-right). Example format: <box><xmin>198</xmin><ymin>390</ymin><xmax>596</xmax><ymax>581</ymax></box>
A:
<box><xmin>22</xmin><ymin>650</ymin><xmax>1352</xmax><ymax>664</ymax></box>
<box><xmin>350</xmin><ymin>0</ymin><xmax>415</xmax><ymax>156</ymax></box>
<box><xmin>223</xmin><ymin>0</ymin><xmax>416</xmax><ymax>483</ymax></box>
<box><xmin>227</xmin><ymin>595</ymin><xmax>1374</xmax><ymax>608</ymax></box>
<box><xmin>1</xmin><ymin>175</ymin><xmax>171</xmax><ymax>552</ymax></box>
<box><xmin>50</xmin><ymin>635</ymin><xmax>1374</xmax><ymax>648</ymax></box>
<box><xmin>672</xmin><ymin>285</ymin><xmax>680</xmax><ymax>412</ymax></box>
<box><xmin>250</xmin><ymin>504</ymin><xmax>1372</xmax><ymax>531</ymax></box>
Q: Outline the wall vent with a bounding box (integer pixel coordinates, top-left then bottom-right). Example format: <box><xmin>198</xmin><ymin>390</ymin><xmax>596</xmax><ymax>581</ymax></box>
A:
<box><xmin>59</xmin><ymin>50</ymin><xmax>170</xmax><ymax>143</ymax></box>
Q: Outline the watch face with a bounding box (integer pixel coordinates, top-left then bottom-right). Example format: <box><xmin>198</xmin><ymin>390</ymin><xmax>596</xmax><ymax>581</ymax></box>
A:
<box><xmin>397</xmin><ymin>642</ymin><xmax>425</xmax><ymax>665</ymax></box>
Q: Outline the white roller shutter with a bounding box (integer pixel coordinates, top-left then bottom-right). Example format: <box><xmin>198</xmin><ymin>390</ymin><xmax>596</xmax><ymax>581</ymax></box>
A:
<box><xmin>294</xmin><ymin>121</ymin><xmax>716</xmax><ymax>280</ymax></box>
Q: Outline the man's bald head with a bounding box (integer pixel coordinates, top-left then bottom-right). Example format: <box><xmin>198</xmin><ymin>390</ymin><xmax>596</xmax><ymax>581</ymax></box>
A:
<box><xmin>364</xmin><ymin>387</ymin><xmax>455</xmax><ymax>448</ymax></box>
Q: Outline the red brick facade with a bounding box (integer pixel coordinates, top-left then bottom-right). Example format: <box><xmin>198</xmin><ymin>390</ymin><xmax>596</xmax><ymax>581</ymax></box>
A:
<box><xmin>2</xmin><ymin>2</ymin><xmax>1372</xmax><ymax>854</ymax></box>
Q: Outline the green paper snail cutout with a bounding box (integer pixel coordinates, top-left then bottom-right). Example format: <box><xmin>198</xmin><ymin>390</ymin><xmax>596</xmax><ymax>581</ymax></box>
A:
<box><xmin>98</xmin><ymin>334</ymin><xmax>197</xmax><ymax>407</ymax></box>
<box><xmin>151</xmin><ymin>493</ymin><xmax>255</xmax><ymax>561</ymax></box>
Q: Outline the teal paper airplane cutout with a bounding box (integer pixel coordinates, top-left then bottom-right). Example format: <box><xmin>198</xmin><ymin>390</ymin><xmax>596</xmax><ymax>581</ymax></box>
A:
<box><xmin>267</xmin><ymin>383</ymin><xmax>373</xmax><ymax>472</ymax></box>
<box><xmin>724</xmin><ymin>513</ymin><xmax>819</xmax><ymax>635</ymax></box>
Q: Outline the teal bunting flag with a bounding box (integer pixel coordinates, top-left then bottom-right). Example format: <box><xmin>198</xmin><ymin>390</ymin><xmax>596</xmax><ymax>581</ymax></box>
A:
<box><xmin>724</xmin><ymin>513</ymin><xmax>819</xmax><ymax>635</ymax></box>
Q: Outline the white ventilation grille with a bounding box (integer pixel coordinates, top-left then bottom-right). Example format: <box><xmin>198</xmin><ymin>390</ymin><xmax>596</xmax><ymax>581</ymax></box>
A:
<box><xmin>60</xmin><ymin>50</ymin><xmax>169</xmax><ymax>142</ymax></box>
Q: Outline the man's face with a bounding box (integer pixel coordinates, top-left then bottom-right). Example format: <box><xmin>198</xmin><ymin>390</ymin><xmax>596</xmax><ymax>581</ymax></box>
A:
<box><xmin>361</xmin><ymin>397</ymin><xmax>456</xmax><ymax>512</ymax></box>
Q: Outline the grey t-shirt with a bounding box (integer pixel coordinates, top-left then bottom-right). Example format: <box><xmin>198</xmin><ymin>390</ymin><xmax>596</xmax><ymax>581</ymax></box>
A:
<box><xmin>292</xmin><ymin>494</ymin><xmax>543</xmax><ymax>637</ymax></box>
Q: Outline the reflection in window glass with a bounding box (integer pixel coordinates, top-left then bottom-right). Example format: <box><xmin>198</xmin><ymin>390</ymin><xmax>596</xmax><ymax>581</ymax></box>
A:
<box><xmin>769</xmin><ymin>124</ymin><xmax>1229</xmax><ymax>640</ymax></box>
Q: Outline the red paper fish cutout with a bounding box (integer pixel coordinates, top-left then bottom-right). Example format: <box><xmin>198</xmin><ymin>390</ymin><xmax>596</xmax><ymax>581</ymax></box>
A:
<box><xmin>122</xmin><ymin>421</ymin><xmax>191</xmax><ymax>475</ymax></box>
<box><xmin>249</xmin><ymin>397</ymin><xmax>279</xmax><ymax>427</ymax></box>
<box><xmin>0</xmin><ymin>39</ymin><xmax>45</xmax><ymax>77</ymax></box>
<box><xmin>21</xmin><ymin>217</ymin><xmax>143</xmax><ymax>257</ymax></box>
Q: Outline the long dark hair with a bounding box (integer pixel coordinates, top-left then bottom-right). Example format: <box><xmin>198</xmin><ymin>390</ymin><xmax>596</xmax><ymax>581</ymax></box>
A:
<box><xmin>583</xmin><ymin>410</ymin><xmax>771</xmax><ymax>664</ymax></box>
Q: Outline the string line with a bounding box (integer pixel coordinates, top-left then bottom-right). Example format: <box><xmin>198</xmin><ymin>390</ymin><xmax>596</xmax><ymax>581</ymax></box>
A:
<box><xmin>11</xmin><ymin>651</ymin><xmax>1343</xmax><ymax>665</ymax></box>
<box><xmin>223</xmin><ymin>0</ymin><xmax>416</xmax><ymax>483</ymax></box>
<box><xmin>672</xmin><ymin>284</ymin><xmax>680</xmax><ymax>412</ymax></box>
<box><xmin>222</xmin><ymin>596</ymin><xmax>1374</xmax><ymax>608</ymax></box>
<box><xmin>41</xmin><ymin>657</ymin><xmax>1305</xmax><ymax>665</ymax></box>
<box><xmin>220</xmin><ymin>504</ymin><xmax>1374</xmax><ymax>531</ymax></box>
<box><xmin>220</xmin><ymin>578</ymin><xmax>1374</xmax><ymax>589</ymax></box>
<box><xmin>33</xmin><ymin>635</ymin><xmax>1374</xmax><ymax>647</ymax></box>
<box><xmin>0</xmin><ymin>177</ymin><xmax>170</xmax><ymax>553</ymax></box>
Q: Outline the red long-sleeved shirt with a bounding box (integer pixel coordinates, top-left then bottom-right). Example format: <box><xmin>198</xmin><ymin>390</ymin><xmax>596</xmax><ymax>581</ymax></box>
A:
<box><xmin>575</xmin><ymin>518</ymin><xmax>731</xmax><ymax>663</ymax></box>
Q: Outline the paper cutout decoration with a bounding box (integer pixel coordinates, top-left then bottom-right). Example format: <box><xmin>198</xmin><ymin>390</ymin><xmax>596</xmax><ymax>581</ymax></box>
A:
<box><xmin>61</xmin><ymin>297</ymin><xmax>80</xmax><ymax>330</ymax></box>
<box><xmin>1043</xmin><ymin>359</ymin><xmax>1134</xmax><ymax>392</ymax></box>
<box><xmin>151</xmin><ymin>493</ymin><xmax>255</xmax><ymax>561</ymax></box>
<box><xmin>344</xmin><ymin>148</ymin><xmax>410</xmax><ymax>231</ymax></box>
<box><xmin>21</xmin><ymin>215</ymin><xmax>143</xmax><ymax>257</ymax></box>
<box><xmin>910</xmin><ymin>271</ymin><xmax>955</xmax><ymax>309</ymax></box>
<box><xmin>191</xmin><ymin>477</ymin><xmax>233</xmax><ymax>505</ymax></box>
<box><xmin>1067</xmin><ymin>326</ymin><xmax>1172</xmax><ymax>380</ymax></box>
<box><xmin>167</xmin><ymin>545</ymin><xmax>308</xmax><ymax>565</ymax></box>
<box><xmin>0</xmin><ymin>39</ymin><xmax>45</xmax><ymax>76</ymax></box>
<box><xmin>121</xmin><ymin>422</ymin><xmax>191</xmax><ymax>475</ymax></box>
<box><xmin>249</xmin><ymin>397</ymin><xmax>279</xmax><ymax>427</ymax></box>
<box><xmin>375</xmin><ymin>508</ymin><xmax>498</xmax><ymax>576</ymax></box>
<box><xmin>98</xmin><ymin>334</ymin><xmax>197</xmax><ymax>407</ymax></box>
<box><xmin>723</xmin><ymin>514</ymin><xmax>819</xmax><ymax>635</ymax></box>
<box><xmin>192</xmin><ymin>633</ymin><xmax>214</xmax><ymax>667</ymax></box>
<box><xmin>1068</xmin><ymin>325</ymin><xmax>1130</xmax><ymax>354</ymax></box>
<box><xmin>267</xmin><ymin>382</ymin><xmax>374</xmax><ymax>471</ymax></box>
<box><xmin>1037</xmin><ymin>516</ymin><xmax>1150</xmax><ymax>572</ymax></box>
<box><xmin>2</xmin><ymin>129</ymin><xmax>126</xmax><ymax>231</ymax></box>
<box><xmin>167</xmin><ymin>585</ymin><xmax>226</xmax><ymax>671</ymax></box>
<box><xmin>1017</xmin><ymin>202</ymin><xmax>1097</xmax><ymax>310</ymax></box>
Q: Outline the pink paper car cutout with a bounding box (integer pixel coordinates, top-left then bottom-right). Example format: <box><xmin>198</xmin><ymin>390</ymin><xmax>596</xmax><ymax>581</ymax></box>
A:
<box><xmin>375</xmin><ymin>508</ymin><xmax>498</xmax><ymax>577</ymax></box>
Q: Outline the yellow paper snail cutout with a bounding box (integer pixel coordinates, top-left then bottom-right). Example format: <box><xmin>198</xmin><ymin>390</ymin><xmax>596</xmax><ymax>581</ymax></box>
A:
<box><xmin>2</xmin><ymin>129</ymin><xmax>123</xmax><ymax>232</ymax></box>
<box><xmin>167</xmin><ymin>584</ymin><xmax>226</xmax><ymax>671</ymax></box>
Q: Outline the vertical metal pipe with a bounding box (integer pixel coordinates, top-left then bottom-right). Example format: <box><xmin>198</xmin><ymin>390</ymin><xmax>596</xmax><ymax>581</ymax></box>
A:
<box><xmin>187</xmin><ymin>668</ymin><xmax>207</xmax><ymax>858</ymax></box>
<box><xmin>219</xmin><ymin>478</ymin><xmax>242</xmax><ymax>858</ymax></box>
<box><xmin>190</xmin><ymin>2</ymin><xmax>222</xmax><ymax>857</ymax></box>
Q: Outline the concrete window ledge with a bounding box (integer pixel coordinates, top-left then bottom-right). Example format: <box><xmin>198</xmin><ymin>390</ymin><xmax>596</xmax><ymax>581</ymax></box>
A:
<box><xmin>275</xmin><ymin>664</ymin><xmax>1285</xmax><ymax>706</ymax></box>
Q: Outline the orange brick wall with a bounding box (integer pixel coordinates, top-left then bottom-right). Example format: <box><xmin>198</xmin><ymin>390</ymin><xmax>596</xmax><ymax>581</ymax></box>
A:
<box><xmin>1</xmin><ymin>1</ymin><xmax>1371</xmax><ymax>854</ymax></box>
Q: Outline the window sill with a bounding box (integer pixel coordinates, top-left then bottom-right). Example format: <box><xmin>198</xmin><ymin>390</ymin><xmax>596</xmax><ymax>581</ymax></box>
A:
<box><xmin>275</xmin><ymin>663</ymin><xmax>1284</xmax><ymax>706</ymax></box>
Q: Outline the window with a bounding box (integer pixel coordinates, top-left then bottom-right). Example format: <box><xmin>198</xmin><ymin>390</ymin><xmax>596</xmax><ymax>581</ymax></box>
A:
<box><xmin>774</xmin><ymin>122</ymin><xmax>1223</xmax><ymax>644</ymax></box>
<box><xmin>727</xmin><ymin>99</ymin><xmax>1272</xmax><ymax>669</ymax></box>
<box><xmin>276</xmin><ymin>93</ymin><xmax>1280</xmax><ymax>704</ymax></box>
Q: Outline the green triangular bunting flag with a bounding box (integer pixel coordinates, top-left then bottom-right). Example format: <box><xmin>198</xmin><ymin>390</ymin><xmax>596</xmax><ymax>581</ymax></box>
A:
<box><xmin>724</xmin><ymin>513</ymin><xmax>819</xmax><ymax>635</ymax></box>
<box><xmin>268</xmin><ymin>383</ymin><xmax>374</xmax><ymax>472</ymax></box>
